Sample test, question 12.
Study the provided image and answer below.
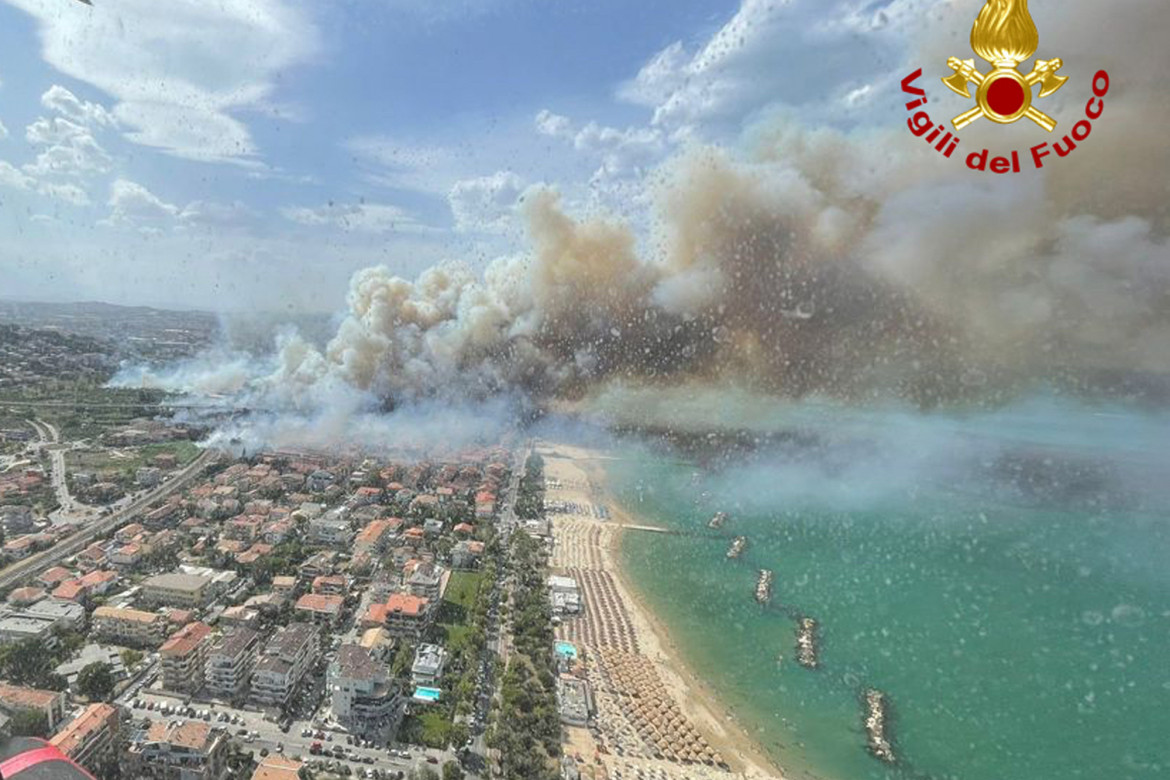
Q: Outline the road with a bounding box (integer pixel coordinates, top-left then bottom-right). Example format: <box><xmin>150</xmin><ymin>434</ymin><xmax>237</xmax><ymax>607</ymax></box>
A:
<box><xmin>124</xmin><ymin>689</ymin><xmax>445</xmax><ymax>778</ymax></box>
<box><xmin>26</xmin><ymin>418</ymin><xmax>90</xmax><ymax>520</ymax></box>
<box><xmin>467</xmin><ymin>444</ymin><xmax>530</xmax><ymax>778</ymax></box>
<box><xmin>0</xmin><ymin>447</ymin><xmax>217</xmax><ymax>590</ymax></box>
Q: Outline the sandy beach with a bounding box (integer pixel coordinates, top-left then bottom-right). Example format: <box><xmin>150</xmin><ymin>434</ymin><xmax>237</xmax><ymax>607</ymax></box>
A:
<box><xmin>538</xmin><ymin>440</ymin><xmax>785</xmax><ymax>780</ymax></box>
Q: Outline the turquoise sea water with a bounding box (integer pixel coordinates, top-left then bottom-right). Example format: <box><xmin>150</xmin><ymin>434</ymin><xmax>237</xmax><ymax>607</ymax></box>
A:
<box><xmin>607</xmin><ymin>399</ymin><xmax>1170</xmax><ymax>780</ymax></box>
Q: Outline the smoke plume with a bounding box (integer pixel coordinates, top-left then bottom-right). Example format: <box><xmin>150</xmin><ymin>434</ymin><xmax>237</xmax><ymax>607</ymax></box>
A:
<box><xmin>122</xmin><ymin>0</ymin><xmax>1170</xmax><ymax>436</ymax></box>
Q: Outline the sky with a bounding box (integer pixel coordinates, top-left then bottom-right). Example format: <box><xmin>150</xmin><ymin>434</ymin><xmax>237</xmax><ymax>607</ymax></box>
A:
<box><xmin>0</xmin><ymin>0</ymin><xmax>928</xmax><ymax>311</ymax></box>
<box><xmin>0</xmin><ymin>0</ymin><xmax>1136</xmax><ymax>313</ymax></box>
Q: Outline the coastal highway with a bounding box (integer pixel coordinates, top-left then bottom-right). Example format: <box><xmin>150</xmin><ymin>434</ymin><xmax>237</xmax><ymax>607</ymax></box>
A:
<box><xmin>27</xmin><ymin>418</ymin><xmax>87</xmax><ymax>519</ymax></box>
<box><xmin>0</xmin><ymin>447</ymin><xmax>217</xmax><ymax>590</ymax></box>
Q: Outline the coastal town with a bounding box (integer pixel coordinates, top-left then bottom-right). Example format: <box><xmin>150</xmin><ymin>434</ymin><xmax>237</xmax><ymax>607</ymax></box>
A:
<box><xmin>0</xmin><ymin>304</ymin><xmax>800</xmax><ymax>780</ymax></box>
<box><xmin>1</xmin><ymin>376</ymin><xmax>786</xmax><ymax>780</ymax></box>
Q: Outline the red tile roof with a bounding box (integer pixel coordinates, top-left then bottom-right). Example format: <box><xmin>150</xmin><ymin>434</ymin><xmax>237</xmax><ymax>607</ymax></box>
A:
<box><xmin>383</xmin><ymin>593</ymin><xmax>429</xmax><ymax>617</ymax></box>
<box><xmin>50</xmin><ymin>703</ymin><xmax>117</xmax><ymax>758</ymax></box>
<box><xmin>52</xmin><ymin>580</ymin><xmax>88</xmax><ymax>602</ymax></box>
<box><xmin>295</xmin><ymin>593</ymin><xmax>344</xmax><ymax>615</ymax></box>
<box><xmin>160</xmin><ymin>622</ymin><xmax>212</xmax><ymax>657</ymax></box>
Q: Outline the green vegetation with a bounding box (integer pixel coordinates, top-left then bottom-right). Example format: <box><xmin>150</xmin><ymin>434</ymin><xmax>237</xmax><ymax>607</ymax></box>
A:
<box><xmin>400</xmin><ymin>709</ymin><xmax>455</xmax><ymax>749</ymax></box>
<box><xmin>55</xmin><ymin>629</ymin><xmax>87</xmax><ymax>661</ymax></box>
<box><xmin>248</xmin><ymin>538</ymin><xmax>309</xmax><ymax>585</ymax></box>
<box><xmin>401</xmin><ymin>553</ymin><xmax>497</xmax><ymax>748</ymax></box>
<box><xmin>66</xmin><ymin>440</ymin><xmax>200</xmax><ymax>492</ymax></box>
<box><xmin>0</xmin><ymin>638</ymin><xmax>66</xmax><ymax>690</ymax></box>
<box><xmin>442</xmin><ymin>570</ymin><xmax>483</xmax><ymax>612</ymax></box>
<box><xmin>77</xmin><ymin>661</ymin><xmax>116</xmax><ymax>701</ymax></box>
<box><xmin>121</xmin><ymin>648</ymin><xmax>144</xmax><ymax>668</ymax></box>
<box><xmin>488</xmin><ymin>530</ymin><xmax>560</xmax><ymax>780</ymax></box>
<box><xmin>3</xmin><ymin>385</ymin><xmax>172</xmax><ymax>440</ymax></box>
<box><xmin>7</xmin><ymin>709</ymin><xmax>49</xmax><ymax>738</ymax></box>
<box><xmin>514</xmin><ymin>452</ymin><xmax>545</xmax><ymax>520</ymax></box>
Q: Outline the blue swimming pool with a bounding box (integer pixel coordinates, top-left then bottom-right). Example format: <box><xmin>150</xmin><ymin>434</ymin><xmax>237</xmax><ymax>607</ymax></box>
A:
<box><xmin>412</xmin><ymin>686</ymin><xmax>441</xmax><ymax>703</ymax></box>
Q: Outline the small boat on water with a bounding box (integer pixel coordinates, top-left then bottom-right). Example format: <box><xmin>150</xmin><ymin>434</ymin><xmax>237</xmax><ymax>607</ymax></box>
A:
<box><xmin>755</xmin><ymin>569</ymin><xmax>773</xmax><ymax>604</ymax></box>
<box><xmin>796</xmin><ymin>617</ymin><xmax>819</xmax><ymax>669</ymax></box>
<box><xmin>708</xmin><ymin>511</ymin><xmax>729</xmax><ymax>529</ymax></box>
<box><xmin>726</xmin><ymin>536</ymin><xmax>747</xmax><ymax>559</ymax></box>
<box><xmin>863</xmin><ymin>688</ymin><xmax>896</xmax><ymax>764</ymax></box>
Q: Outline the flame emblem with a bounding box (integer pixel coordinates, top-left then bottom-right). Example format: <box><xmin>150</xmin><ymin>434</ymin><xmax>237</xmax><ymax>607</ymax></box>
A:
<box><xmin>942</xmin><ymin>0</ymin><xmax>1067</xmax><ymax>131</ymax></box>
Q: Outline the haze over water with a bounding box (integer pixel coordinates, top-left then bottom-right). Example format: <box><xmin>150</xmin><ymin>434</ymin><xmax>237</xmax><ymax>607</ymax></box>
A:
<box><xmin>607</xmin><ymin>396</ymin><xmax>1170</xmax><ymax>780</ymax></box>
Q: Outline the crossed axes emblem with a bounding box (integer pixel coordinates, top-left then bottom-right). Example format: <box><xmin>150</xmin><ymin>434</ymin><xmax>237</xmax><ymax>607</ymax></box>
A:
<box><xmin>942</xmin><ymin>57</ymin><xmax>1067</xmax><ymax>132</ymax></box>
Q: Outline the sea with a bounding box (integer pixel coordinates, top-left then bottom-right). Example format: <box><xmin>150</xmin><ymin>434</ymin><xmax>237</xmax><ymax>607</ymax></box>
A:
<box><xmin>607</xmin><ymin>396</ymin><xmax>1170</xmax><ymax>780</ymax></box>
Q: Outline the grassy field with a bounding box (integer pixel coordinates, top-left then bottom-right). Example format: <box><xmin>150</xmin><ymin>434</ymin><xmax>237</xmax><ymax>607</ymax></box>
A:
<box><xmin>0</xmin><ymin>385</ymin><xmax>172</xmax><ymax>440</ymax></box>
<box><xmin>443</xmin><ymin>570</ymin><xmax>484</xmax><ymax>610</ymax></box>
<box><xmin>66</xmin><ymin>440</ymin><xmax>201</xmax><ymax>481</ymax></box>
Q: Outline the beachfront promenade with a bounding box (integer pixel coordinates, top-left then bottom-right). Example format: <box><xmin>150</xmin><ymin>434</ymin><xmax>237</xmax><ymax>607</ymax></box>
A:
<box><xmin>541</xmin><ymin>443</ymin><xmax>783</xmax><ymax>780</ymax></box>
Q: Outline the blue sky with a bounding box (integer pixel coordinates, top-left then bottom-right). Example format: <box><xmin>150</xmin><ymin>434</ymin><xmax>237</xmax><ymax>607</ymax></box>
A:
<box><xmin>0</xmin><ymin>0</ymin><xmax>1009</xmax><ymax>311</ymax></box>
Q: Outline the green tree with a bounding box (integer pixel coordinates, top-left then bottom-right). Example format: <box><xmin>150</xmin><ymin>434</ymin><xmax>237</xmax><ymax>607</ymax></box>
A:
<box><xmin>0</xmin><ymin>638</ymin><xmax>63</xmax><ymax>689</ymax></box>
<box><xmin>391</xmin><ymin>642</ymin><xmax>414</xmax><ymax>681</ymax></box>
<box><xmin>8</xmin><ymin>709</ymin><xmax>49</xmax><ymax>738</ymax></box>
<box><xmin>121</xmin><ymin>649</ymin><xmax>144</xmax><ymax>668</ymax></box>
<box><xmin>77</xmin><ymin>661</ymin><xmax>116</xmax><ymax>701</ymax></box>
<box><xmin>442</xmin><ymin>761</ymin><xmax>464</xmax><ymax>780</ymax></box>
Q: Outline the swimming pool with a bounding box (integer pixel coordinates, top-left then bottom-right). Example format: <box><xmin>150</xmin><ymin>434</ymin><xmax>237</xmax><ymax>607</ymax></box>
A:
<box><xmin>412</xmin><ymin>686</ymin><xmax>441</xmax><ymax>703</ymax></box>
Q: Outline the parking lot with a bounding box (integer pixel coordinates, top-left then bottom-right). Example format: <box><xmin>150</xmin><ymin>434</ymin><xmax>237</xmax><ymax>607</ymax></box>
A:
<box><xmin>125</xmin><ymin>688</ymin><xmax>451</xmax><ymax>778</ymax></box>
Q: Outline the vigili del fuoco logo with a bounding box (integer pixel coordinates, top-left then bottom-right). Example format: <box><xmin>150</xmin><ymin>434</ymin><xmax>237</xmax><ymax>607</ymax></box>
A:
<box><xmin>900</xmin><ymin>0</ymin><xmax>1111</xmax><ymax>173</ymax></box>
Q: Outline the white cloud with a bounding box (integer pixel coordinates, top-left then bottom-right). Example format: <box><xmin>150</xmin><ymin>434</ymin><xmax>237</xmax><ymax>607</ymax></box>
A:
<box><xmin>37</xmin><ymin>181</ymin><xmax>89</xmax><ymax>206</ymax></box>
<box><xmin>615</xmin><ymin>41</ymin><xmax>690</xmax><ymax>107</ymax></box>
<box><xmin>24</xmin><ymin>133</ymin><xmax>111</xmax><ymax>178</ymax></box>
<box><xmin>0</xmin><ymin>119</ymin><xmax>8</xmax><ymax>141</ymax></box>
<box><xmin>103</xmin><ymin>178</ymin><xmax>179</xmax><ymax>227</ymax></box>
<box><xmin>5</xmin><ymin>0</ymin><xmax>317</xmax><ymax>164</ymax></box>
<box><xmin>282</xmin><ymin>202</ymin><xmax>438</xmax><ymax>235</ymax></box>
<box><xmin>178</xmin><ymin>200</ymin><xmax>259</xmax><ymax>231</ymax></box>
<box><xmin>0</xmin><ymin>160</ymin><xmax>34</xmax><ymax>191</ymax></box>
<box><xmin>617</xmin><ymin>0</ymin><xmax>893</xmax><ymax>134</ymax></box>
<box><xmin>23</xmin><ymin>87</ymin><xmax>116</xmax><ymax>182</ymax></box>
<box><xmin>40</xmin><ymin>85</ymin><xmax>115</xmax><ymax>128</ymax></box>
<box><xmin>345</xmin><ymin>136</ymin><xmax>455</xmax><ymax>193</ymax></box>
<box><xmin>101</xmin><ymin>179</ymin><xmax>262</xmax><ymax>233</ymax></box>
<box><xmin>533</xmin><ymin>111</ymin><xmax>665</xmax><ymax>184</ymax></box>
<box><xmin>535</xmin><ymin>110</ymin><xmax>572</xmax><ymax>138</ymax></box>
<box><xmin>448</xmin><ymin>171</ymin><xmax>524</xmax><ymax>233</ymax></box>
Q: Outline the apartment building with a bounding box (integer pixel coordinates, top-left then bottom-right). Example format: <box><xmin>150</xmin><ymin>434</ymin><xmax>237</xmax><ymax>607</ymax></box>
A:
<box><xmin>142</xmin><ymin>572</ymin><xmax>214</xmax><ymax>609</ymax></box>
<box><xmin>250</xmin><ymin>622</ymin><xmax>318</xmax><ymax>709</ymax></box>
<box><xmin>50</xmin><ymin>702</ymin><xmax>121</xmax><ymax>770</ymax></box>
<box><xmin>294</xmin><ymin>593</ymin><xmax>344</xmax><ymax>626</ymax></box>
<box><xmin>410</xmin><ymin>644</ymin><xmax>448</xmax><ymax>688</ymax></box>
<box><xmin>160</xmin><ymin>622</ymin><xmax>213</xmax><ymax>693</ymax></box>
<box><xmin>127</xmin><ymin>720</ymin><xmax>228</xmax><ymax>780</ymax></box>
<box><xmin>404</xmin><ymin>560</ymin><xmax>447</xmax><ymax>601</ymax></box>
<box><xmin>92</xmin><ymin>606</ymin><xmax>168</xmax><ymax>648</ymax></box>
<box><xmin>328</xmin><ymin>645</ymin><xmax>401</xmax><ymax>735</ymax></box>
<box><xmin>363</xmin><ymin>593</ymin><xmax>432</xmax><ymax>641</ymax></box>
<box><xmin>0</xmin><ymin>682</ymin><xmax>68</xmax><ymax>730</ymax></box>
<box><xmin>204</xmin><ymin>627</ymin><xmax>260</xmax><ymax>701</ymax></box>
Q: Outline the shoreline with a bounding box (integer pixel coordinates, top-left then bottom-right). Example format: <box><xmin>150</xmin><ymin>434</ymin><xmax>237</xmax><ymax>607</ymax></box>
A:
<box><xmin>606</xmin><ymin>525</ymin><xmax>785</xmax><ymax>779</ymax></box>
<box><xmin>541</xmin><ymin>441</ymin><xmax>786</xmax><ymax>779</ymax></box>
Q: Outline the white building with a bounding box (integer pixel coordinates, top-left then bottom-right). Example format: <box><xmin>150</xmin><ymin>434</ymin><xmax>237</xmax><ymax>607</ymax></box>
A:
<box><xmin>250</xmin><ymin>622</ymin><xmax>318</xmax><ymax>708</ymax></box>
<box><xmin>547</xmin><ymin>575</ymin><xmax>581</xmax><ymax>616</ymax></box>
<box><xmin>205</xmin><ymin>627</ymin><xmax>260</xmax><ymax>700</ymax></box>
<box><xmin>328</xmin><ymin>645</ymin><xmax>401</xmax><ymax>735</ymax></box>
<box><xmin>308</xmin><ymin>511</ymin><xmax>353</xmax><ymax>547</ymax></box>
<box><xmin>410</xmin><ymin>644</ymin><xmax>448</xmax><ymax>687</ymax></box>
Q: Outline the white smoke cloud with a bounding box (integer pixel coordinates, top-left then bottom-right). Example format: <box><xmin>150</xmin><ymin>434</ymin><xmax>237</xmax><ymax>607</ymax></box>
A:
<box><xmin>122</xmin><ymin>0</ymin><xmax>1170</xmax><ymax>451</ymax></box>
